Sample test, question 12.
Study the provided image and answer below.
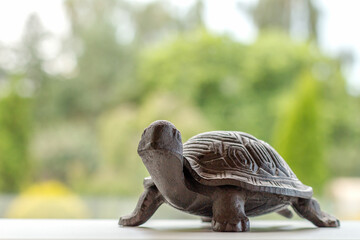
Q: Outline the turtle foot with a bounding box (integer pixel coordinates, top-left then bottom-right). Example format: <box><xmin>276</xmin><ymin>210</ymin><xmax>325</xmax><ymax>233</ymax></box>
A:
<box><xmin>292</xmin><ymin>197</ymin><xmax>340</xmax><ymax>228</ymax></box>
<box><xmin>119</xmin><ymin>214</ymin><xmax>140</xmax><ymax>226</ymax></box>
<box><xmin>316</xmin><ymin>214</ymin><xmax>340</xmax><ymax>228</ymax></box>
<box><xmin>119</xmin><ymin>181</ymin><xmax>164</xmax><ymax>227</ymax></box>
<box><xmin>212</xmin><ymin>218</ymin><xmax>250</xmax><ymax>232</ymax></box>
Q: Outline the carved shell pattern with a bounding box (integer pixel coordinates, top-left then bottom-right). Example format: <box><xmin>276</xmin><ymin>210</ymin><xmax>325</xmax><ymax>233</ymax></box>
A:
<box><xmin>183</xmin><ymin>131</ymin><xmax>313</xmax><ymax>198</ymax></box>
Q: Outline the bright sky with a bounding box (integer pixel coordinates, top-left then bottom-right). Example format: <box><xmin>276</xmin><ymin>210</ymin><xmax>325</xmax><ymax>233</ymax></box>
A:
<box><xmin>0</xmin><ymin>0</ymin><xmax>359</xmax><ymax>93</ymax></box>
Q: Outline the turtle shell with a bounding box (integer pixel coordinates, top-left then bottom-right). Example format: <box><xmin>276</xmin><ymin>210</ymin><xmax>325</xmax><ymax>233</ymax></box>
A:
<box><xmin>183</xmin><ymin>131</ymin><xmax>313</xmax><ymax>198</ymax></box>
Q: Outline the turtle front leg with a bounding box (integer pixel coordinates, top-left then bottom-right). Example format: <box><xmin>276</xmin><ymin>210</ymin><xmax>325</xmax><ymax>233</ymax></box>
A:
<box><xmin>292</xmin><ymin>197</ymin><xmax>340</xmax><ymax>228</ymax></box>
<box><xmin>211</xmin><ymin>187</ymin><xmax>249</xmax><ymax>232</ymax></box>
<box><xmin>119</xmin><ymin>178</ymin><xmax>164</xmax><ymax>226</ymax></box>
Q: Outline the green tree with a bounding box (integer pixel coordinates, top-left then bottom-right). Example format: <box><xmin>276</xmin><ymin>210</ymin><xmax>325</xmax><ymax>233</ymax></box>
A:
<box><xmin>138</xmin><ymin>30</ymin><xmax>247</xmax><ymax>130</ymax></box>
<box><xmin>63</xmin><ymin>0</ymin><xmax>132</xmax><ymax>116</ymax></box>
<box><xmin>0</xmin><ymin>76</ymin><xmax>31</xmax><ymax>192</ymax></box>
<box><xmin>61</xmin><ymin>0</ymin><xmax>205</xmax><ymax>118</ymax></box>
<box><xmin>273</xmin><ymin>72</ymin><xmax>326</xmax><ymax>191</ymax></box>
<box><xmin>19</xmin><ymin>14</ymin><xmax>54</xmax><ymax>123</ymax></box>
<box><xmin>138</xmin><ymin>30</ymin><xmax>337</xmax><ymax>141</ymax></box>
<box><xmin>243</xmin><ymin>0</ymin><xmax>320</xmax><ymax>41</ymax></box>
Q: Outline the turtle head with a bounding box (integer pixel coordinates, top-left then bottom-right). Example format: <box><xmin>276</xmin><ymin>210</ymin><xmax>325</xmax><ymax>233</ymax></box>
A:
<box><xmin>138</xmin><ymin>120</ymin><xmax>183</xmax><ymax>158</ymax></box>
<box><xmin>137</xmin><ymin>121</ymin><xmax>199</xmax><ymax>208</ymax></box>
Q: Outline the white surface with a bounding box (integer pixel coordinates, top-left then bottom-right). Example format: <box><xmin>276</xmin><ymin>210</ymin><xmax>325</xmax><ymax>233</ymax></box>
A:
<box><xmin>0</xmin><ymin>219</ymin><xmax>358</xmax><ymax>240</ymax></box>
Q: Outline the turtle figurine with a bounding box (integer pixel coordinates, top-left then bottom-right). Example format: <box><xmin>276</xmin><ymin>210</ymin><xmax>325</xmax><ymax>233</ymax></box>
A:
<box><xmin>119</xmin><ymin>120</ymin><xmax>340</xmax><ymax>232</ymax></box>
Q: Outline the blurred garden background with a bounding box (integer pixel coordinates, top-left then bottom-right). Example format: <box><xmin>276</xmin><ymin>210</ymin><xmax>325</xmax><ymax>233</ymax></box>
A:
<box><xmin>0</xmin><ymin>0</ymin><xmax>359</xmax><ymax>220</ymax></box>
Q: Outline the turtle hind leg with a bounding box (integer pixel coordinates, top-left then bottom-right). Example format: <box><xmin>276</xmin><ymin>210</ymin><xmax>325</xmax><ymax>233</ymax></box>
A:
<box><xmin>119</xmin><ymin>178</ymin><xmax>164</xmax><ymax>226</ymax></box>
<box><xmin>276</xmin><ymin>208</ymin><xmax>293</xmax><ymax>218</ymax></box>
<box><xmin>201</xmin><ymin>217</ymin><xmax>212</xmax><ymax>222</ymax></box>
<box><xmin>292</xmin><ymin>197</ymin><xmax>340</xmax><ymax>228</ymax></box>
<box><xmin>211</xmin><ymin>187</ymin><xmax>249</xmax><ymax>232</ymax></box>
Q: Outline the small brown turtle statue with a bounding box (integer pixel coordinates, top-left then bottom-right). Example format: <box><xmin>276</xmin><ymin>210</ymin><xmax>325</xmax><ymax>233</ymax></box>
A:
<box><xmin>119</xmin><ymin>120</ymin><xmax>340</xmax><ymax>232</ymax></box>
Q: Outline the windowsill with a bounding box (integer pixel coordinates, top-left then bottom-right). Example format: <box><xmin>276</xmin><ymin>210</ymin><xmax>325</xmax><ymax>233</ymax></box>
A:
<box><xmin>0</xmin><ymin>219</ymin><xmax>356</xmax><ymax>239</ymax></box>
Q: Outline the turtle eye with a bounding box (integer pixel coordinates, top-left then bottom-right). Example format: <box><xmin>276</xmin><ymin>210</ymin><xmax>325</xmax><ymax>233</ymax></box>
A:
<box><xmin>173</xmin><ymin>129</ymin><xmax>181</xmax><ymax>140</ymax></box>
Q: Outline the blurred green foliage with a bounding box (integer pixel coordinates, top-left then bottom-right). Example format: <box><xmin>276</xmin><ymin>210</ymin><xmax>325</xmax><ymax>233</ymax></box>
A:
<box><xmin>0</xmin><ymin>0</ymin><xmax>359</xmax><ymax>197</ymax></box>
<box><xmin>0</xmin><ymin>76</ymin><xmax>31</xmax><ymax>192</ymax></box>
<box><xmin>138</xmin><ymin>30</ymin><xmax>338</xmax><ymax>140</ymax></box>
<box><xmin>273</xmin><ymin>72</ymin><xmax>326</xmax><ymax>191</ymax></box>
